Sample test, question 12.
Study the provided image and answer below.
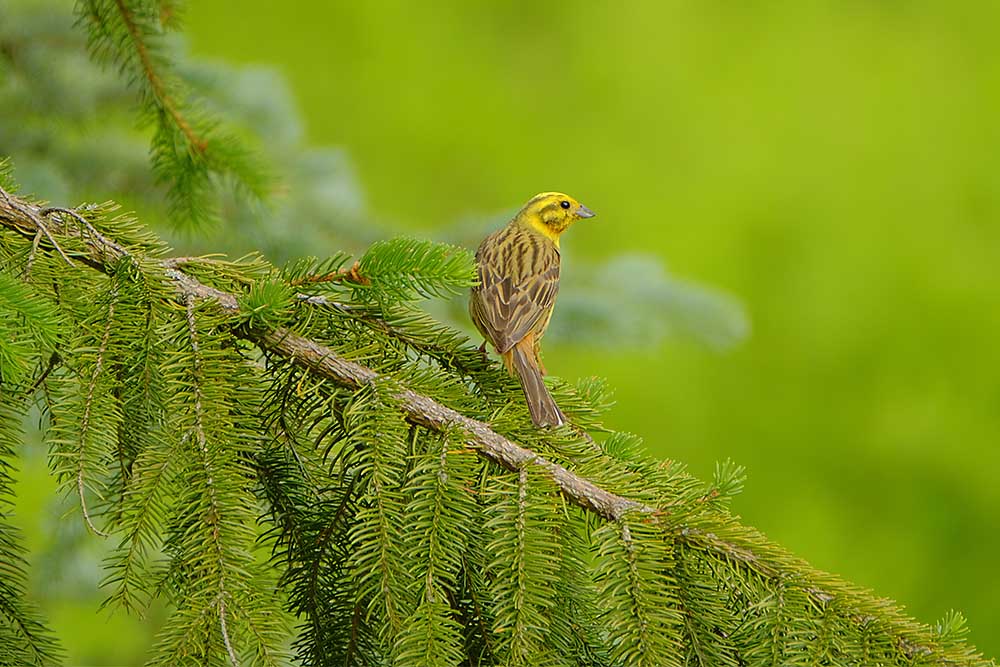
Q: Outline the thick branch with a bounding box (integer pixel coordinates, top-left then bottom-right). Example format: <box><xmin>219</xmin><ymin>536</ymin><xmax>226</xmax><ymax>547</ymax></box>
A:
<box><xmin>254</xmin><ymin>327</ymin><xmax>647</xmax><ymax>521</ymax></box>
<box><xmin>0</xmin><ymin>190</ymin><xmax>647</xmax><ymax>522</ymax></box>
<box><xmin>0</xmin><ymin>189</ymin><xmax>975</xmax><ymax>663</ymax></box>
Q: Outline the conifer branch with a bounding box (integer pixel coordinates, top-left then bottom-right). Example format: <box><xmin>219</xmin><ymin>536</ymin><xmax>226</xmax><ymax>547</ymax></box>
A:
<box><xmin>76</xmin><ymin>289</ymin><xmax>116</xmax><ymax>538</ymax></box>
<box><xmin>0</xmin><ymin>187</ymin><xmax>992</xmax><ymax>664</ymax></box>
<box><xmin>183</xmin><ymin>294</ymin><xmax>240</xmax><ymax>667</ymax></box>
<box><xmin>0</xmin><ymin>187</ymin><xmax>926</xmax><ymax>562</ymax></box>
<box><xmin>253</xmin><ymin>326</ymin><xmax>652</xmax><ymax>522</ymax></box>
<box><xmin>0</xmin><ymin>187</ymin><xmax>786</xmax><ymax>593</ymax></box>
<box><xmin>75</xmin><ymin>0</ymin><xmax>271</xmax><ymax>227</ymax></box>
<box><xmin>110</xmin><ymin>0</ymin><xmax>206</xmax><ymax>154</ymax></box>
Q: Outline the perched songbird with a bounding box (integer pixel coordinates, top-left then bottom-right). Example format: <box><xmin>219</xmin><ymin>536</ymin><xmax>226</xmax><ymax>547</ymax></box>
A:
<box><xmin>469</xmin><ymin>192</ymin><xmax>595</xmax><ymax>427</ymax></box>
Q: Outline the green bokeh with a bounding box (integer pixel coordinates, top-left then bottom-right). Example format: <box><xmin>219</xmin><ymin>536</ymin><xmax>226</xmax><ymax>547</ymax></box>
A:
<box><xmin>180</xmin><ymin>0</ymin><xmax>1000</xmax><ymax>656</ymax></box>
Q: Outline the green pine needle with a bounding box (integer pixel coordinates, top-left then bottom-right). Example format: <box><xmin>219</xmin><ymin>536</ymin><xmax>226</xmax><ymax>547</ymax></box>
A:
<box><xmin>356</xmin><ymin>237</ymin><xmax>476</xmax><ymax>303</ymax></box>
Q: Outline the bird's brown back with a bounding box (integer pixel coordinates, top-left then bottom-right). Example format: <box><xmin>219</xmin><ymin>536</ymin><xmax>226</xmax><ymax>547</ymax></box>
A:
<box><xmin>470</xmin><ymin>222</ymin><xmax>561</xmax><ymax>355</ymax></box>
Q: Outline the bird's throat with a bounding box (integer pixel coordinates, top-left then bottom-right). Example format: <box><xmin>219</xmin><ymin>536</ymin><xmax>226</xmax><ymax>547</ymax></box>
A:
<box><xmin>521</xmin><ymin>218</ymin><xmax>562</xmax><ymax>247</ymax></box>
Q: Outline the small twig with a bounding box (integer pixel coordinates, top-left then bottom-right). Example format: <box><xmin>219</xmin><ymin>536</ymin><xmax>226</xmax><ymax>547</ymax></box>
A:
<box><xmin>162</xmin><ymin>256</ymin><xmax>228</xmax><ymax>269</ymax></box>
<box><xmin>40</xmin><ymin>206</ymin><xmax>127</xmax><ymax>257</ymax></box>
<box><xmin>294</xmin><ymin>293</ymin><xmax>353</xmax><ymax>310</ymax></box>
<box><xmin>0</xmin><ymin>189</ymin><xmax>74</xmax><ymax>266</ymax></box>
<box><xmin>34</xmin><ymin>220</ymin><xmax>76</xmax><ymax>265</ymax></box>
<box><xmin>24</xmin><ymin>229</ymin><xmax>43</xmax><ymax>278</ymax></box>
<box><xmin>27</xmin><ymin>351</ymin><xmax>60</xmax><ymax>396</ymax></box>
<box><xmin>288</xmin><ymin>260</ymin><xmax>369</xmax><ymax>287</ymax></box>
<box><xmin>78</xmin><ymin>483</ymin><xmax>110</xmax><ymax>538</ymax></box>
<box><xmin>218</xmin><ymin>595</ymin><xmax>240</xmax><ymax>667</ymax></box>
<box><xmin>76</xmin><ymin>291</ymin><xmax>118</xmax><ymax>539</ymax></box>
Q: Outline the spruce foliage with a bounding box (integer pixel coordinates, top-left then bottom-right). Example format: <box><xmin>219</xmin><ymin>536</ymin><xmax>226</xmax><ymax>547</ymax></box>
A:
<box><xmin>75</xmin><ymin>0</ymin><xmax>269</xmax><ymax>228</ymax></box>
<box><xmin>0</xmin><ymin>3</ymin><xmax>995</xmax><ymax>666</ymax></box>
<box><xmin>1</xmin><ymin>395</ymin><xmax>63</xmax><ymax>667</ymax></box>
<box><xmin>0</xmin><ymin>181</ymin><xmax>995</xmax><ymax>666</ymax></box>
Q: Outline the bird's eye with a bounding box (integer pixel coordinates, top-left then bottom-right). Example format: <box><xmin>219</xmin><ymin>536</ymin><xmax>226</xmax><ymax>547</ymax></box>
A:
<box><xmin>560</xmin><ymin>200</ymin><xmax>570</xmax><ymax>209</ymax></box>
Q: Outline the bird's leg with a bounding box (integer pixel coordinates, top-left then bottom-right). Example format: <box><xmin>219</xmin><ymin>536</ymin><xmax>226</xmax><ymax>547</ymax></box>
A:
<box><xmin>478</xmin><ymin>339</ymin><xmax>490</xmax><ymax>363</ymax></box>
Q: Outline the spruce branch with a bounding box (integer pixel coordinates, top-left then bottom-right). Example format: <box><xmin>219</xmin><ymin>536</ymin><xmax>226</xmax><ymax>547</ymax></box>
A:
<box><xmin>253</xmin><ymin>326</ymin><xmax>651</xmax><ymax>522</ymax></box>
<box><xmin>2</xmin><ymin>189</ymin><xmax>653</xmax><ymax>513</ymax></box>
<box><xmin>75</xmin><ymin>0</ymin><xmax>270</xmax><ymax>227</ymax></box>
<box><xmin>0</xmin><ymin>186</ymin><xmax>994</xmax><ymax>665</ymax></box>
<box><xmin>182</xmin><ymin>293</ymin><xmax>239</xmax><ymax>667</ymax></box>
<box><xmin>0</xmin><ymin>401</ymin><xmax>64</xmax><ymax>667</ymax></box>
<box><xmin>75</xmin><ymin>286</ymin><xmax>116</xmax><ymax>538</ymax></box>
<box><xmin>486</xmin><ymin>467</ymin><xmax>562</xmax><ymax>662</ymax></box>
<box><xmin>108</xmin><ymin>0</ymin><xmax>205</xmax><ymax>153</ymax></box>
<box><xmin>0</xmin><ymin>186</ymin><xmax>948</xmax><ymax>564</ymax></box>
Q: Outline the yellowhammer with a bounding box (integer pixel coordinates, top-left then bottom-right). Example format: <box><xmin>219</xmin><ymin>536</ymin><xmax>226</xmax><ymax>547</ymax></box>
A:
<box><xmin>469</xmin><ymin>192</ymin><xmax>595</xmax><ymax>427</ymax></box>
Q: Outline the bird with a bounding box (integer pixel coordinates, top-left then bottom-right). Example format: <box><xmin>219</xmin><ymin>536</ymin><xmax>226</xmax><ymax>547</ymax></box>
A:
<box><xmin>469</xmin><ymin>192</ymin><xmax>595</xmax><ymax>427</ymax></box>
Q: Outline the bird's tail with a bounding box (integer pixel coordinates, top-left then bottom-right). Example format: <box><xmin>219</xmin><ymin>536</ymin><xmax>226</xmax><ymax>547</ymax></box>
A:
<box><xmin>508</xmin><ymin>341</ymin><xmax>565</xmax><ymax>428</ymax></box>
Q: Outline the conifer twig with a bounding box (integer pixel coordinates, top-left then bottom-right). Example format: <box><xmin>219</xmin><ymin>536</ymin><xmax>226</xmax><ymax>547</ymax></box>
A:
<box><xmin>24</xmin><ymin>229</ymin><xmax>43</xmax><ymax>278</ymax></box>
<box><xmin>0</xmin><ymin>188</ymin><xmax>74</xmax><ymax>265</ymax></box>
<box><xmin>40</xmin><ymin>206</ymin><xmax>127</xmax><ymax>256</ymax></box>
<box><xmin>218</xmin><ymin>595</ymin><xmax>239</xmax><ymax>667</ymax></box>
<box><xmin>288</xmin><ymin>260</ymin><xmax>369</xmax><ymax>287</ymax></box>
<box><xmin>162</xmin><ymin>256</ymin><xmax>229</xmax><ymax>268</ymax></box>
<box><xmin>76</xmin><ymin>288</ymin><xmax>117</xmax><ymax>538</ymax></box>
<box><xmin>110</xmin><ymin>0</ymin><xmax>206</xmax><ymax>154</ymax></box>
<box><xmin>184</xmin><ymin>293</ymin><xmax>240</xmax><ymax>667</ymax></box>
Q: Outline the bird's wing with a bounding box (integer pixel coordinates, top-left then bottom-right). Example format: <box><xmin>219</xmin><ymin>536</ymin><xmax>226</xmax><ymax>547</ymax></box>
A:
<box><xmin>472</xmin><ymin>233</ymin><xmax>560</xmax><ymax>354</ymax></box>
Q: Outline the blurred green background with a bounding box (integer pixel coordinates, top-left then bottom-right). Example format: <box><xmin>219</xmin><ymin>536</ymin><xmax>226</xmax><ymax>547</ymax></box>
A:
<box><xmin>7</xmin><ymin>0</ymin><xmax>1000</xmax><ymax>662</ymax></box>
<box><xmin>183</xmin><ymin>0</ymin><xmax>1000</xmax><ymax>654</ymax></box>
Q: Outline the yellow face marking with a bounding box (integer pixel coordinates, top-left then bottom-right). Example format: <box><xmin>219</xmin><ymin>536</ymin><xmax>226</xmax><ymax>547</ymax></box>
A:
<box><xmin>524</xmin><ymin>216</ymin><xmax>562</xmax><ymax>245</ymax></box>
<box><xmin>512</xmin><ymin>191</ymin><xmax>592</xmax><ymax>246</ymax></box>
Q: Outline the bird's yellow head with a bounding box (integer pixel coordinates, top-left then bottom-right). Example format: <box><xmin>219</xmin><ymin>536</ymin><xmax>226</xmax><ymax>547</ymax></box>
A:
<box><xmin>514</xmin><ymin>192</ymin><xmax>595</xmax><ymax>244</ymax></box>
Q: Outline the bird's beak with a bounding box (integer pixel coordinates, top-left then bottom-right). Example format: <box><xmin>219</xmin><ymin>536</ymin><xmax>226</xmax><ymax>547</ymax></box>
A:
<box><xmin>577</xmin><ymin>204</ymin><xmax>596</xmax><ymax>218</ymax></box>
